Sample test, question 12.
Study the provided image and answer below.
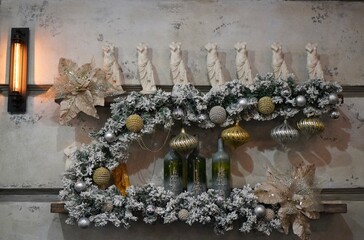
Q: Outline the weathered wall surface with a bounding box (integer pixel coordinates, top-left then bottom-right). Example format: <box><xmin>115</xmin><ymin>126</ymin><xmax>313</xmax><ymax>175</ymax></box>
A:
<box><xmin>0</xmin><ymin>0</ymin><xmax>364</xmax><ymax>239</ymax></box>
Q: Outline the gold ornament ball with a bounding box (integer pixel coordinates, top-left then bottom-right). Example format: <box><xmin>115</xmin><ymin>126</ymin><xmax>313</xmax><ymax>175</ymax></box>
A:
<box><xmin>297</xmin><ymin>117</ymin><xmax>325</xmax><ymax>138</ymax></box>
<box><xmin>221</xmin><ymin>122</ymin><xmax>250</xmax><ymax>149</ymax></box>
<box><xmin>178</xmin><ymin>209</ymin><xmax>189</xmax><ymax>221</ymax></box>
<box><xmin>169</xmin><ymin>128</ymin><xmax>198</xmax><ymax>154</ymax></box>
<box><xmin>93</xmin><ymin>167</ymin><xmax>111</xmax><ymax>187</ymax></box>
<box><xmin>265</xmin><ymin>208</ymin><xmax>275</xmax><ymax>221</ymax></box>
<box><xmin>126</xmin><ymin>114</ymin><xmax>144</xmax><ymax>133</ymax></box>
<box><xmin>258</xmin><ymin>96</ymin><xmax>275</xmax><ymax>115</ymax></box>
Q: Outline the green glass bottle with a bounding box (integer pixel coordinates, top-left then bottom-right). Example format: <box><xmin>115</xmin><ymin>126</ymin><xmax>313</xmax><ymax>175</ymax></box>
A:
<box><xmin>187</xmin><ymin>144</ymin><xmax>207</xmax><ymax>195</ymax></box>
<box><xmin>164</xmin><ymin>149</ymin><xmax>183</xmax><ymax>195</ymax></box>
<box><xmin>211</xmin><ymin>138</ymin><xmax>230</xmax><ymax>197</ymax></box>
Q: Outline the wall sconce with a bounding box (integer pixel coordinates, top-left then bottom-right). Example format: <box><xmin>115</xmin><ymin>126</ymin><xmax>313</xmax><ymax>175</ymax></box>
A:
<box><xmin>8</xmin><ymin>28</ymin><xmax>29</xmax><ymax>114</ymax></box>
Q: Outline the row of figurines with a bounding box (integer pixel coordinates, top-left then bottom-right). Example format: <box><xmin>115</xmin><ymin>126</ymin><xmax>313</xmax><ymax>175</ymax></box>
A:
<box><xmin>103</xmin><ymin>41</ymin><xmax>325</xmax><ymax>94</ymax></box>
<box><xmin>164</xmin><ymin>138</ymin><xmax>231</xmax><ymax>197</ymax></box>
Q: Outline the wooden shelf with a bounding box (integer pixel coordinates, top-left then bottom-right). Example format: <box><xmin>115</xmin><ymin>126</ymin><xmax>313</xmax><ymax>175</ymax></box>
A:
<box><xmin>50</xmin><ymin>202</ymin><xmax>347</xmax><ymax>214</ymax></box>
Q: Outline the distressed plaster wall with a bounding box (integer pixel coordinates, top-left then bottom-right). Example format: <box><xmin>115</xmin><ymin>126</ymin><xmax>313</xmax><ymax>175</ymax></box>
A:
<box><xmin>0</xmin><ymin>0</ymin><xmax>364</xmax><ymax>239</ymax></box>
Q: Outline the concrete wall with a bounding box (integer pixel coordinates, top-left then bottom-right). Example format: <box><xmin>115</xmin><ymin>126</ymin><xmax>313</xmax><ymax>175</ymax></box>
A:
<box><xmin>0</xmin><ymin>0</ymin><xmax>364</xmax><ymax>239</ymax></box>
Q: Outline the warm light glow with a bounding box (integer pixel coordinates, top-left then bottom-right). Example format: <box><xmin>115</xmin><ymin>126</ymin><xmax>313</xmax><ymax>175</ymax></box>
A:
<box><xmin>12</xmin><ymin>42</ymin><xmax>22</xmax><ymax>92</ymax></box>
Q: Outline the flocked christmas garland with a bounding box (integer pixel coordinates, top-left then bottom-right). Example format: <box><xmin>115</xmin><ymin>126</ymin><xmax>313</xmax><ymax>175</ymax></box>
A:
<box><xmin>60</xmin><ymin>75</ymin><xmax>342</xmax><ymax>239</ymax></box>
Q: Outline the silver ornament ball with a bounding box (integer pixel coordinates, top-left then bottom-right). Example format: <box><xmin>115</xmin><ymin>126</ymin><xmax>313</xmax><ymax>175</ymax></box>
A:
<box><xmin>146</xmin><ymin>205</ymin><xmax>156</xmax><ymax>216</ymax></box>
<box><xmin>295</xmin><ymin>95</ymin><xmax>307</xmax><ymax>107</ymax></box>
<box><xmin>172</xmin><ymin>107</ymin><xmax>184</xmax><ymax>120</ymax></box>
<box><xmin>104</xmin><ymin>132</ymin><xmax>116</xmax><ymax>143</ymax></box>
<box><xmin>330</xmin><ymin>110</ymin><xmax>340</xmax><ymax>119</ymax></box>
<box><xmin>78</xmin><ymin>217</ymin><xmax>90</xmax><ymax>229</ymax></box>
<box><xmin>328</xmin><ymin>93</ymin><xmax>339</xmax><ymax>105</ymax></box>
<box><xmin>281</xmin><ymin>87</ymin><xmax>292</xmax><ymax>98</ymax></box>
<box><xmin>254</xmin><ymin>205</ymin><xmax>266</xmax><ymax>218</ymax></box>
<box><xmin>74</xmin><ymin>180</ymin><xmax>87</xmax><ymax>192</ymax></box>
<box><xmin>178</xmin><ymin>209</ymin><xmax>189</xmax><ymax>221</ymax></box>
<box><xmin>238</xmin><ymin>98</ymin><xmax>249</xmax><ymax>108</ymax></box>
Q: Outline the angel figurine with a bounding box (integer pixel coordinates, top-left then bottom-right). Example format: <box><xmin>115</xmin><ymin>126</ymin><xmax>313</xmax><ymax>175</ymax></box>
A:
<box><xmin>271</xmin><ymin>42</ymin><xmax>289</xmax><ymax>81</ymax></box>
<box><xmin>306</xmin><ymin>42</ymin><xmax>324</xmax><ymax>80</ymax></box>
<box><xmin>102</xmin><ymin>42</ymin><xmax>125</xmax><ymax>94</ymax></box>
<box><xmin>136</xmin><ymin>43</ymin><xmax>157</xmax><ymax>94</ymax></box>
<box><xmin>205</xmin><ymin>42</ymin><xmax>225</xmax><ymax>88</ymax></box>
<box><xmin>234</xmin><ymin>41</ymin><xmax>253</xmax><ymax>86</ymax></box>
<box><xmin>169</xmin><ymin>42</ymin><xmax>189</xmax><ymax>85</ymax></box>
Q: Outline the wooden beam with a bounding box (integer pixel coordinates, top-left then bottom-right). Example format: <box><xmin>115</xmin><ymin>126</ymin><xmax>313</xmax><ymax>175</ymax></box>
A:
<box><xmin>50</xmin><ymin>201</ymin><xmax>347</xmax><ymax>214</ymax></box>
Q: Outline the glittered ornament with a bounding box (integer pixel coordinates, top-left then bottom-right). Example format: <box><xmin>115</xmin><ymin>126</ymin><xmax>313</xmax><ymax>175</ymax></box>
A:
<box><xmin>281</xmin><ymin>86</ymin><xmax>292</xmax><ymax>98</ymax></box>
<box><xmin>104</xmin><ymin>131</ymin><xmax>116</xmax><ymax>143</ymax></box>
<box><xmin>271</xmin><ymin>119</ymin><xmax>299</xmax><ymax>145</ymax></box>
<box><xmin>258</xmin><ymin>96</ymin><xmax>275</xmax><ymax>115</ymax></box>
<box><xmin>169</xmin><ymin>128</ymin><xmax>198</xmax><ymax>154</ymax></box>
<box><xmin>102</xmin><ymin>201</ymin><xmax>114</xmax><ymax>212</ymax></box>
<box><xmin>178</xmin><ymin>209</ymin><xmax>189</xmax><ymax>221</ymax></box>
<box><xmin>74</xmin><ymin>180</ymin><xmax>87</xmax><ymax>193</ymax></box>
<box><xmin>126</xmin><ymin>114</ymin><xmax>144</xmax><ymax>133</ymax></box>
<box><xmin>328</xmin><ymin>93</ymin><xmax>339</xmax><ymax>105</ymax></box>
<box><xmin>254</xmin><ymin>205</ymin><xmax>266</xmax><ymax>218</ymax></box>
<box><xmin>78</xmin><ymin>217</ymin><xmax>90</xmax><ymax>229</ymax></box>
<box><xmin>265</xmin><ymin>208</ymin><xmax>275</xmax><ymax>221</ymax></box>
<box><xmin>238</xmin><ymin>98</ymin><xmax>249</xmax><ymax>109</ymax></box>
<box><xmin>197</xmin><ymin>113</ymin><xmax>208</xmax><ymax>123</ymax></box>
<box><xmin>172</xmin><ymin>107</ymin><xmax>184</xmax><ymax>120</ymax></box>
<box><xmin>146</xmin><ymin>205</ymin><xmax>156</xmax><ymax>216</ymax></box>
<box><xmin>295</xmin><ymin>95</ymin><xmax>307</xmax><ymax>107</ymax></box>
<box><xmin>330</xmin><ymin>109</ymin><xmax>340</xmax><ymax>119</ymax></box>
<box><xmin>209</xmin><ymin>106</ymin><xmax>227</xmax><ymax>124</ymax></box>
<box><xmin>93</xmin><ymin>167</ymin><xmax>111</xmax><ymax>188</ymax></box>
<box><xmin>221</xmin><ymin>121</ymin><xmax>250</xmax><ymax>149</ymax></box>
<box><xmin>297</xmin><ymin>117</ymin><xmax>325</xmax><ymax>138</ymax></box>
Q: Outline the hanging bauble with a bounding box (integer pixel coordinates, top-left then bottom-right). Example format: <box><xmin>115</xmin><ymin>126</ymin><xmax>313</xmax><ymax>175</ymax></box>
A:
<box><xmin>209</xmin><ymin>106</ymin><xmax>227</xmax><ymax>124</ymax></box>
<box><xmin>78</xmin><ymin>217</ymin><xmax>90</xmax><ymax>229</ymax></box>
<box><xmin>169</xmin><ymin>128</ymin><xmax>198</xmax><ymax>154</ymax></box>
<box><xmin>295</xmin><ymin>95</ymin><xmax>307</xmax><ymax>107</ymax></box>
<box><xmin>104</xmin><ymin>131</ymin><xmax>116</xmax><ymax>143</ymax></box>
<box><xmin>330</xmin><ymin>109</ymin><xmax>340</xmax><ymax>119</ymax></box>
<box><xmin>238</xmin><ymin>98</ymin><xmax>249</xmax><ymax>109</ymax></box>
<box><xmin>281</xmin><ymin>86</ymin><xmax>292</xmax><ymax>98</ymax></box>
<box><xmin>172</xmin><ymin>107</ymin><xmax>184</xmax><ymax>121</ymax></box>
<box><xmin>254</xmin><ymin>204</ymin><xmax>266</xmax><ymax>218</ymax></box>
<box><xmin>92</xmin><ymin>167</ymin><xmax>111</xmax><ymax>188</ymax></box>
<box><xmin>297</xmin><ymin>117</ymin><xmax>325</xmax><ymax>138</ymax></box>
<box><xmin>197</xmin><ymin>113</ymin><xmax>208</xmax><ymax>123</ymax></box>
<box><xmin>221</xmin><ymin>121</ymin><xmax>250</xmax><ymax>149</ymax></box>
<box><xmin>328</xmin><ymin>93</ymin><xmax>339</xmax><ymax>105</ymax></box>
<box><xmin>102</xmin><ymin>201</ymin><xmax>114</xmax><ymax>212</ymax></box>
<box><xmin>258</xmin><ymin>96</ymin><xmax>275</xmax><ymax>115</ymax></box>
<box><xmin>265</xmin><ymin>208</ymin><xmax>275</xmax><ymax>221</ymax></box>
<box><xmin>126</xmin><ymin>114</ymin><xmax>143</xmax><ymax>133</ymax></box>
<box><xmin>146</xmin><ymin>205</ymin><xmax>156</xmax><ymax>216</ymax></box>
<box><xmin>178</xmin><ymin>209</ymin><xmax>189</xmax><ymax>221</ymax></box>
<box><xmin>74</xmin><ymin>180</ymin><xmax>87</xmax><ymax>192</ymax></box>
<box><xmin>271</xmin><ymin>119</ymin><xmax>299</xmax><ymax>145</ymax></box>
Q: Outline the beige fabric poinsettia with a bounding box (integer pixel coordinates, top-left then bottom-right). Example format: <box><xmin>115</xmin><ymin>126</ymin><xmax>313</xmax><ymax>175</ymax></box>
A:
<box><xmin>49</xmin><ymin>58</ymin><xmax>108</xmax><ymax>124</ymax></box>
<box><xmin>254</xmin><ymin>164</ymin><xmax>322</xmax><ymax>240</ymax></box>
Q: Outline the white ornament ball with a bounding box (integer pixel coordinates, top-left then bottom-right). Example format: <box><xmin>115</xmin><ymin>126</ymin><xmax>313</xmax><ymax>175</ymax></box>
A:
<box><xmin>254</xmin><ymin>205</ymin><xmax>266</xmax><ymax>218</ymax></box>
<box><xmin>238</xmin><ymin>98</ymin><xmax>249</xmax><ymax>108</ymax></box>
<box><xmin>295</xmin><ymin>95</ymin><xmax>307</xmax><ymax>107</ymax></box>
<box><xmin>265</xmin><ymin>208</ymin><xmax>275</xmax><ymax>221</ymax></box>
<box><xmin>104</xmin><ymin>132</ymin><xmax>116</xmax><ymax>143</ymax></box>
<box><xmin>178</xmin><ymin>209</ymin><xmax>189</xmax><ymax>221</ymax></box>
<box><xmin>78</xmin><ymin>217</ymin><xmax>90</xmax><ymax>229</ymax></box>
<box><xmin>209</xmin><ymin>106</ymin><xmax>227</xmax><ymax>124</ymax></box>
<box><xmin>172</xmin><ymin>107</ymin><xmax>184</xmax><ymax>120</ymax></box>
<box><xmin>330</xmin><ymin>110</ymin><xmax>340</xmax><ymax>119</ymax></box>
<box><xmin>328</xmin><ymin>93</ymin><xmax>339</xmax><ymax>105</ymax></box>
<box><xmin>74</xmin><ymin>180</ymin><xmax>87</xmax><ymax>192</ymax></box>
